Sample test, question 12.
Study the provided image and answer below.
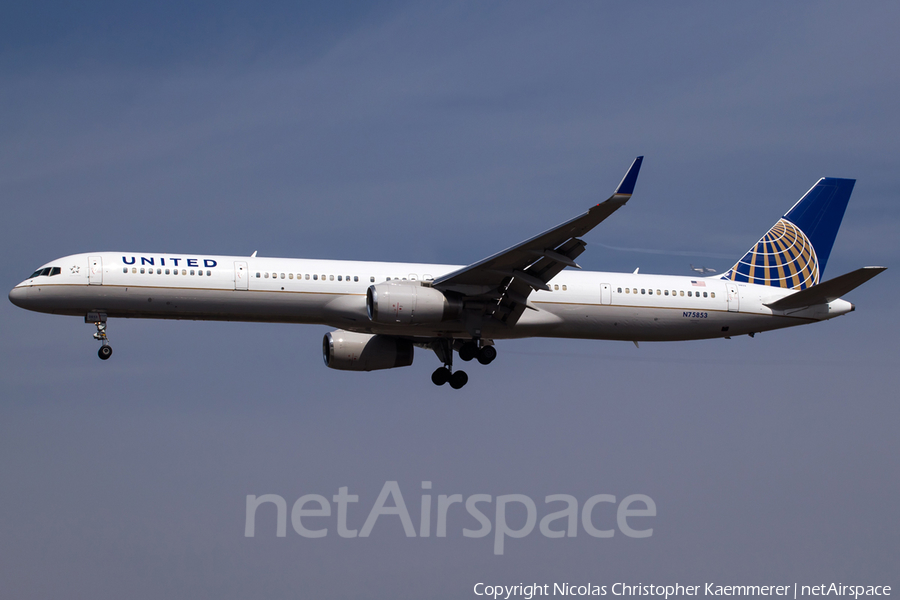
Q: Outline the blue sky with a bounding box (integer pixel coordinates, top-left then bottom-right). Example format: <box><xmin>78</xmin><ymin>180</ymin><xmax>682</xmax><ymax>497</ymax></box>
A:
<box><xmin>1</xmin><ymin>3</ymin><xmax>898</xmax><ymax>599</ymax></box>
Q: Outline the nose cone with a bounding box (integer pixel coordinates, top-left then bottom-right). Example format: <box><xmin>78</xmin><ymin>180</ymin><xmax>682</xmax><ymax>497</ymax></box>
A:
<box><xmin>9</xmin><ymin>285</ymin><xmax>29</xmax><ymax>309</ymax></box>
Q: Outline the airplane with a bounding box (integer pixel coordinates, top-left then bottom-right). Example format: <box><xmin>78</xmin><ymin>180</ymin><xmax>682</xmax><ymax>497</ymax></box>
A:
<box><xmin>8</xmin><ymin>157</ymin><xmax>886</xmax><ymax>389</ymax></box>
<box><xmin>690</xmin><ymin>264</ymin><xmax>717</xmax><ymax>274</ymax></box>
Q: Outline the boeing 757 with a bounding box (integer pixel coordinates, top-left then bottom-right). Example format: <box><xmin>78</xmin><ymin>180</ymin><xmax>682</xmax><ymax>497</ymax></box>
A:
<box><xmin>9</xmin><ymin>158</ymin><xmax>885</xmax><ymax>388</ymax></box>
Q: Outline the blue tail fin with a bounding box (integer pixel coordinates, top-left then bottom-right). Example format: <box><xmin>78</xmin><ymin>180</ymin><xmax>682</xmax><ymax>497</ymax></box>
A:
<box><xmin>721</xmin><ymin>178</ymin><xmax>855</xmax><ymax>290</ymax></box>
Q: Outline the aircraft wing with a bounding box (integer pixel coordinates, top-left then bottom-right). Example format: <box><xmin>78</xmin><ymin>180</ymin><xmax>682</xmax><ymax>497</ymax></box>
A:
<box><xmin>433</xmin><ymin>156</ymin><xmax>643</xmax><ymax>327</ymax></box>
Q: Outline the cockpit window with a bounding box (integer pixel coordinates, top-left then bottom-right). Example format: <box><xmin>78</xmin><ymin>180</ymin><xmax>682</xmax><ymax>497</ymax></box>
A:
<box><xmin>29</xmin><ymin>267</ymin><xmax>58</xmax><ymax>278</ymax></box>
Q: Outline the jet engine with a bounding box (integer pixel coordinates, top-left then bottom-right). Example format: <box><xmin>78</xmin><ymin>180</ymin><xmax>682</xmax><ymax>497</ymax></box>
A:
<box><xmin>322</xmin><ymin>330</ymin><xmax>414</xmax><ymax>371</ymax></box>
<box><xmin>366</xmin><ymin>281</ymin><xmax>462</xmax><ymax>324</ymax></box>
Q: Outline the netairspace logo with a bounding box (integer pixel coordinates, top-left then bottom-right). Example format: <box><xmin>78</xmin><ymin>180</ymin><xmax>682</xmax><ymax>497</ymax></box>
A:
<box><xmin>244</xmin><ymin>480</ymin><xmax>656</xmax><ymax>555</ymax></box>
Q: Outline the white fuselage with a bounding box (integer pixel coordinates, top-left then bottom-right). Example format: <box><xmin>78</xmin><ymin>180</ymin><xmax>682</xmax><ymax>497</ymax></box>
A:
<box><xmin>9</xmin><ymin>252</ymin><xmax>854</xmax><ymax>342</ymax></box>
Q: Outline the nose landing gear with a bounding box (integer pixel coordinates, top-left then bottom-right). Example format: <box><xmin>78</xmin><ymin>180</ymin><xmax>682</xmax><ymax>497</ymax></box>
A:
<box><xmin>86</xmin><ymin>312</ymin><xmax>112</xmax><ymax>360</ymax></box>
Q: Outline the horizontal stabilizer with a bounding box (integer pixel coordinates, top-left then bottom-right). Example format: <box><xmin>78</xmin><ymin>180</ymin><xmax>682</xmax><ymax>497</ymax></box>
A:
<box><xmin>764</xmin><ymin>266</ymin><xmax>886</xmax><ymax>310</ymax></box>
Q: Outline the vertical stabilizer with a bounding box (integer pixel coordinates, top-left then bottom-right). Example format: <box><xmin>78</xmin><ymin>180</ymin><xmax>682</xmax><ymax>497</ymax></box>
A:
<box><xmin>721</xmin><ymin>178</ymin><xmax>855</xmax><ymax>290</ymax></box>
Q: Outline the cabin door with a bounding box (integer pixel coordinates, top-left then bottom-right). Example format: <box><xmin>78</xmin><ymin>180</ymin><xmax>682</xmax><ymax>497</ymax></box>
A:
<box><xmin>89</xmin><ymin>256</ymin><xmax>103</xmax><ymax>285</ymax></box>
<box><xmin>726</xmin><ymin>283</ymin><xmax>739</xmax><ymax>312</ymax></box>
<box><xmin>600</xmin><ymin>283</ymin><xmax>612</xmax><ymax>305</ymax></box>
<box><xmin>234</xmin><ymin>261</ymin><xmax>249</xmax><ymax>291</ymax></box>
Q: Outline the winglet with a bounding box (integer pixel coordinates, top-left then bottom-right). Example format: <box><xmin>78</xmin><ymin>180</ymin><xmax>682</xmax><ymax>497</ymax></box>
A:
<box><xmin>614</xmin><ymin>156</ymin><xmax>644</xmax><ymax>197</ymax></box>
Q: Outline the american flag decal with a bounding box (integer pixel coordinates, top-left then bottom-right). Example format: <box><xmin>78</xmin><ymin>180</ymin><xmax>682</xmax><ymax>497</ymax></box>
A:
<box><xmin>691</xmin><ymin>280</ymin><xmax>706</xmax><ymax>287</ymax></box>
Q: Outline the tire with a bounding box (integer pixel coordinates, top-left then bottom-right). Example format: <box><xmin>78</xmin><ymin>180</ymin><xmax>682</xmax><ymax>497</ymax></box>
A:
<box><xmin>458</xmin><ymin>342</ymin><xmax>478</xmax><ymax>362</ymax></box>
<box><xmin>476</xmin><ymin>345</ymin><xmax>497</xmax><ymax>365</ymax></box>
<box><xmin>431</xmin><ymin>367</ymin><xmax>450</xmax><ymax>386</ymax></box>
<box><xmin>98</xmin><ymin>346</ymin><xmax>113</xmax><ymax>360</ymax></box>
<box><xmin>449</xmin><ymin>370</ymin><xmax>468</xmax><ymax>389</ymax></box>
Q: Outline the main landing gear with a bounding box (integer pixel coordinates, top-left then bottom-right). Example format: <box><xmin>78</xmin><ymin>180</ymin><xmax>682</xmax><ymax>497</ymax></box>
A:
<box><xmin>457</xmin><ymin>341</ymin><xmax>497</xmax><ymax>365</ymax></box>
<box><xmin>86</xmin><ymin>312</ymin><xmax>113</xmax><ymax>360</ymax></box>
<box><xmin>431</xmin><ymin>366</ymin><xmax>468</xmax><ymax>390</ymax></box>
<box><xmin>430</xmin><ymin>339</ymin><xmax>496</xmax><ymax>389</ymax></box>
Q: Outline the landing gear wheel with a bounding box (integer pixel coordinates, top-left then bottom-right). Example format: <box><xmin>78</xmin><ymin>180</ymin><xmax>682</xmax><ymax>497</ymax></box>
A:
<box><xmin>431</xmin><ymin>367</ymin><xmax>451</xmax><ymax>386</ymax></box>
<box><xmin>88</xmin><ymin>314</ymin><xmax>112</xmax><ymax>360</ymax></box>
<box><xmin>449</xmin><ymin>370</ymin><xmax>468</xmax><ymax>389</ymax></box>
<box><xmin>477</xmin><ymin>345</ymin><xmax>497</xmax><ymax>365</ymax></box>
<box><xmin>458</xmin><ymin>341</ymin><xmax>478</xmax><ymax>362</ymax></box>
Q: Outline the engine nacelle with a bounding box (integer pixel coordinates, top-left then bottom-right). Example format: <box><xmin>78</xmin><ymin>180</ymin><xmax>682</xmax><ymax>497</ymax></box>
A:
<box><xmin>366</xmin><ymin>281</ymin><xmax>462</xmax><ymax>324</ymax></box>
<box><xmin>322</xmin><ymin>330</ymin><xmax>414</xmax><ymax>371</ymax></box>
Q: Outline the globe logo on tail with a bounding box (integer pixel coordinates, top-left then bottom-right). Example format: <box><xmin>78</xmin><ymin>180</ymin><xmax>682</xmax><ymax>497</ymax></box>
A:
<box><xmin>722</xmin><ymin>218</ymin><xmax>819</xmax><ymax>290</ymax></box>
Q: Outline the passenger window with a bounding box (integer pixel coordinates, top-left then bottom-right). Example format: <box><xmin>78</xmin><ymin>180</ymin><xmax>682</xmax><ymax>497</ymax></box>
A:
<box><xmin>289</xmin><ymin>273</ymin><xmax>294</xmax><ymax>279</ymax></box>
<box><xmin>657</xmin><ymin>289</ymin><xmax>661</xmax><ymax>295</ymax></box>
<box><xmin>280</xmin><ymin>273</ymin><xmax>285</xmax><ymax>279</ymax></box>
<box><xmin>182</xmin><ymin>269</ymin><xmax>187</xmax><ymax>275</ymax></box>
<box><xmin>140</xmin><ymin>268</ymin><xmax>145</xmax><ymax>274</ymax></box>
<box><xmin>190</xmin><ymin>270</ymin><xmax>195</xmax><ymax>275</ymax></box>
<box><xmin>132</xmin><ymin>267</ymin><xmax>137</xmax><ymax>273</ymax></box>
<box><xmin>703</xmin><ymin>292</ymin><xmax>708</xmax><ymax>298</ymax></box>
<box><xmin>687</xmin><ymin>291</ymin><xmax>692</xmax><ymax>297</ymax></box>
<box><xmin>305</xmin><ymin>274</ymin><xmax>310</xmax><ymax>280</ymax></box>
<box><xmin>166</xmin><ymin>269</ymin><xmax>171</xmax><ymax>275</ymax></box>
<box><xmin>554</xmin><ymin>284</ymin><xmax>559</xmax><ymax>290</ymax></box>
<box><xmin>562</xmin><ymin>285</ymin><xmax>567</xmax><ymax>291</ymax></box>
<box><xmin>711</xmin><ymin>292</ymin><xmax>715</xmax><ymax>298</ymax></box>
<box><xmin>617</xmin><ymin>288</ymin><xmax>622</xmax><ymax>293</ymax></box>
<box><xmin>633</xmin><ymin>288</ymin><xmax>637</xmax><ymax>294</ymax></box>
<box><xmin>346</xmin><ymin>275</ymin><xmax>351</xmax><ymax>281</ymax></box>
<box><xmin>330</xmin><ymin>275</ymin><xmax>334</xmax><ymax>281</ymax></box>
<box><xmin>641</xmin><ymin>289</ymin><xmax>645</xmax><ymax>294</ymax></box>
<box><xmin>123</xmin><ymin>267</ymin><xmax>128</xmax><ymax>273</ymax></box>
<box><xmin>313</xmin><ymin>274</ymin><xmax>318</xmax><ymax>280</ymax></box>
<box><xmin>680</xmin><ymin>290</ymin><xmax>684</xmax><ymax>296</ymax></box>
<box><xmin>386</xmin><ymin>277</ymin><xmax>391</xmax><ymax>281</ymax></box>
<box><xmin>664</xmin><ymin>290</ymin><xmax>669</xmax><ymax>296</ymax></box>
<box><xmin>354</xmin><ymin>276</ymin><xmax>359</xmax><ymax>282</ymax></box>
<box><xmin>370</xmin><ymin>276</ymin><xmax>375</xmax><ymax>282</ymax></box>
<box><xmin>625</xmin><ymin>288</ymin><xmax>630</xmax><ymax>293</ymax></box>
<box><xmin>256</xmin><ymin>273</ymin><xmax>260</xmax><ymax>278</ymax></box>
<box><xmin>206</xmin><ymin>270</ymin><xmax>211</xmax><ymax>276</ymax></box>
<box><xmin>265</xmin><ymin>273</ymin><xmax>269</xmax><ymax>278</ymax></box>
<box><xmin>337</xmin><ymin>275</ymin><xmax>342</xmax><ymax>281</ymax></box>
